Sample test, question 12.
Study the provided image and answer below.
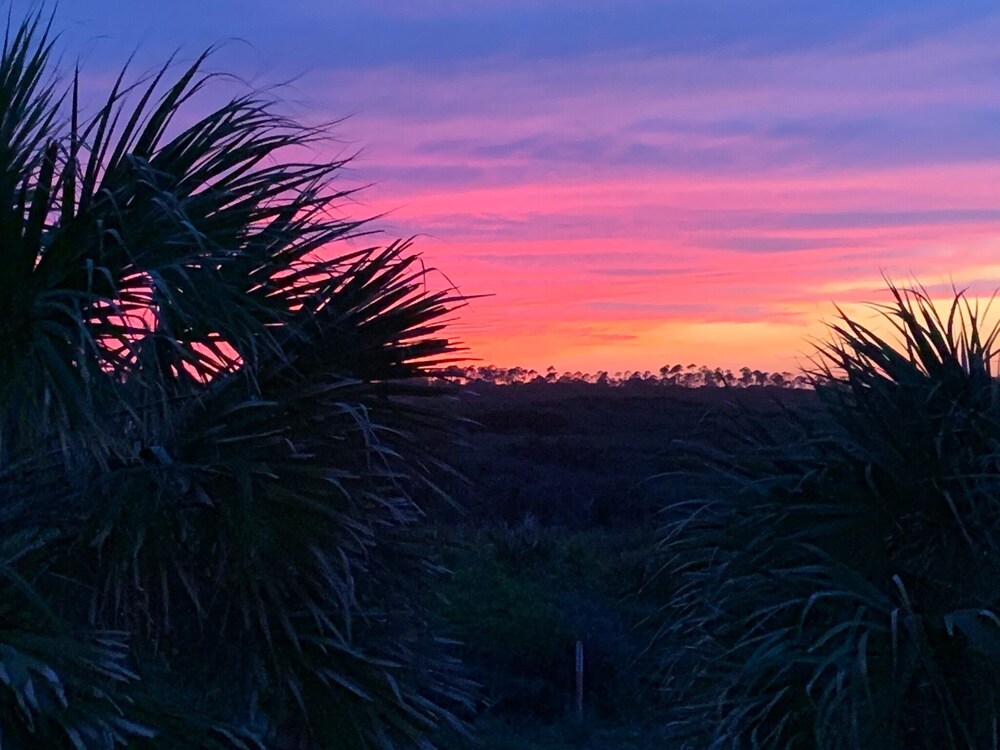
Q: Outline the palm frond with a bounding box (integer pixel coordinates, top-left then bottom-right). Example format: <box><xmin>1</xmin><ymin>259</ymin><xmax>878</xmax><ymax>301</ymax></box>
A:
<box><xmin>655</xmin><ymin>280</ymin><xmax>1000</xmax><ymax>749</ymax></box>
<box><xmin>0</xmin><ymin>9</ymin><xmax>472</xmax><ymax>748</ymax></box>
<box><xmin>0</xmin><ymin>533</ymin><xmax>152</xmax><ymax>748</ymax></box>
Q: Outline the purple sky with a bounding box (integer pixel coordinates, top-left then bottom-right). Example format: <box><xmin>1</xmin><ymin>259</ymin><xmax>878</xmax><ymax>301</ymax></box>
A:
<box><xmin>38</xmin><ymin>0</ymin><xmax>1000</xmax><ymax>372</ymax></box>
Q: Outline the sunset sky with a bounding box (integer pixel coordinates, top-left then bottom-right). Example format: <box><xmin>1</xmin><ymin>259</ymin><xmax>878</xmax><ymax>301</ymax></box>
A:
<box><xmin>49</xmin><ymin>0</ymin><xmax>1000</xmax><ymax>373</ymax></box>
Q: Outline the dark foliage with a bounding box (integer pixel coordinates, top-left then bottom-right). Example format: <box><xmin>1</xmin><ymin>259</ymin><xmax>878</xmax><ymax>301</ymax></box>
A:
<box><xmin>655</xmin><ymin>282</ymin><xmax>1000</xmax><ymax>749</ymax></box>
<box><xmin>0</xmin><ymin>10</ymin><xmax>472</xmax><ymax>748</ymax></box>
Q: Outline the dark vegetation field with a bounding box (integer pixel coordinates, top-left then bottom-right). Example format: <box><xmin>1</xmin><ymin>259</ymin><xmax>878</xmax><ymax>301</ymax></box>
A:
<box><xmin>426</xmin><ymin>382</ymin><xmax>823</xmax><ymax>748</ymax></box>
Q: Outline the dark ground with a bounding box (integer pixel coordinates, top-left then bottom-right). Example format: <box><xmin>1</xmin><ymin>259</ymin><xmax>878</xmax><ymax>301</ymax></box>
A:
<box><xmin>424</xmin><ymin>382</ymin><xmax>822</xmax><ymax>748</ymax></box>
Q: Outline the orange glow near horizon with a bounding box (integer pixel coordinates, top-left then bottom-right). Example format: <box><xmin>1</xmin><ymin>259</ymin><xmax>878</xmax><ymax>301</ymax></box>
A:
<box><xmin>357</xmin><ymin>162</ymin><xmax>1000</xmax><ymax>374</ymax></box>
<box><xmin>319</xmin><ymin>22</ymin><xmax>1000</xmax><ymax>376</ymax></box>
<box><xmin>55</xmin><ymin>2</ymin><xmax>1000</xmax><ymax>377</ymax></box>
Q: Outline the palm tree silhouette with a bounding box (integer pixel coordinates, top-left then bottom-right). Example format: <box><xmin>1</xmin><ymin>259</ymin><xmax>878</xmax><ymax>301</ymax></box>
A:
<box><xmin>0</xmin><ymin>12</ymin><xmax>470</xmax><ymax>748</ymax></box>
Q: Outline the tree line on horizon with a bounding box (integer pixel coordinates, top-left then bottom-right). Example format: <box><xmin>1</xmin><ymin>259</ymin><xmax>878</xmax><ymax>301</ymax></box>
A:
<box><xmin>446</xmin><ymin>362</ymin><xmax>810</xmax><ymax>388</ymax></box>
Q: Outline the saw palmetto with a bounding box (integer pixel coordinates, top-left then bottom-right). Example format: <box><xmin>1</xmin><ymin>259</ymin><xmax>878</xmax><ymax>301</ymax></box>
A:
<box><xmin>0</xmin><ymin>10</ymin><xmax>471</xmax><ymax>748</ymax></box>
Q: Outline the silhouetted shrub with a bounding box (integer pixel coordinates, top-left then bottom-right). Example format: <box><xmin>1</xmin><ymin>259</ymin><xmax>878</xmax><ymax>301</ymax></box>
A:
<box><xmin>655</xmin><ymin>283</ymin><xmax>1000</xmax><ymax>749</ymax></box>
<box><xmin>442</xmin><ymin>558</ymin><xmax>576</xmax><ymax>718</ymax></box>
<box><xmin>435</xmin><ymin>521</ymin><xmax>663</xmax><ymax>730</ymax></box>
<box><xmin>0</xmin><ymin>12</ymin><xmax>470</xmax><ymax>748</ymax></box>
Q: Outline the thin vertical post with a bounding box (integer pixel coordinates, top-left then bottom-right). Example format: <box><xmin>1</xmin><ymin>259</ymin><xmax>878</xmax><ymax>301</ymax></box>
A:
<box><xmin>575</xmin><ymin>640</ymin><xmax>584</xmax><ymax>721</ymax></box>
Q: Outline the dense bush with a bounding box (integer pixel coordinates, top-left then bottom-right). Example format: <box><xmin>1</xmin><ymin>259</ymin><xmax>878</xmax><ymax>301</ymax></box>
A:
<box><xmin>0</xmin><ymin>12</ymin><xmax>470</xmax><ymax>748</ymax></box>
<box><xmin>435</xmin><ymin>520</ymin><xmax>661</xmax><ymax>728</ymax></box>
<box><xmin>656</xmin><ymin>283</ymin><xmax>1000</xmax><ymax>749</ymax></box>
<box><xmin>444</xmin><ymin>558</ymin><xmax>576</xmax><ymax>717</ymax></box>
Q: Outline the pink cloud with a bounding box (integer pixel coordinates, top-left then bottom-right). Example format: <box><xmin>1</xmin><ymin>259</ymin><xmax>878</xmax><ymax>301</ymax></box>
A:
<box><xmin>45</xmin><ymin>1</ymin><xmax>1000</xmax><ymax>373</ymax></box>
<box><xmin>174</xmin><ymin>10</ymin><xmax>1000</xmax><ymax>373</ymax></box>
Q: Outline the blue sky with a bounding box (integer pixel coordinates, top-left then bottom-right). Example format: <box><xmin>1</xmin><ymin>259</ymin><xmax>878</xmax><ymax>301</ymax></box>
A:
<box><xmin>29</xmin><ymin>0</ymin><xmax>1000</xmax><ymax>371</ymax></box>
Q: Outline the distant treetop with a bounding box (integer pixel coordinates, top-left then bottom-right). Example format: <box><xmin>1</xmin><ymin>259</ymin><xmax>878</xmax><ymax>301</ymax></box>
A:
<box><xmin>444</xmin><ymin>363</ymin><xmax>809</xmax><ymax>388</ymax></box>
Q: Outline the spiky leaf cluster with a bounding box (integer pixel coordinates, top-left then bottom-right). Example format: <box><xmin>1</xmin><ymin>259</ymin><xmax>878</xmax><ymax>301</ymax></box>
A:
<box><xmin>0</xmin><ymin>11</ymin><xmax>471</xmax><ymax>748</ymax></box>
<box><xmin>656</xmin><ymin>283</ymin><xmax>1000</xmax><ymax>749</ymax></box>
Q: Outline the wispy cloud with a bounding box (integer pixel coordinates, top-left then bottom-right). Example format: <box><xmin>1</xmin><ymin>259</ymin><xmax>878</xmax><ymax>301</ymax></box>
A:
<box><xmin>45</xmin><ymin>0</ymin><xmax>1000</xmax><ymax>370</ymax></box>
